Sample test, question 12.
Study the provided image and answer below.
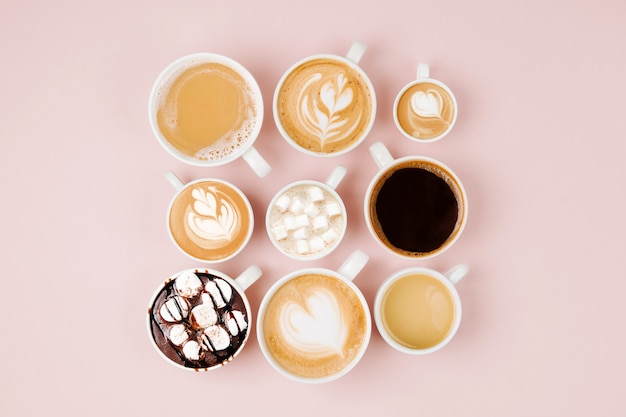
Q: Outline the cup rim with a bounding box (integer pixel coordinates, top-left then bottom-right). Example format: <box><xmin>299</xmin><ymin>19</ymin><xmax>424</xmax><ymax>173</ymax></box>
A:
<box><xmin>148</xmin><ymin>52</ymin><xmax>264</xmax><ymax>166</ymax></box>
<box><xmin>392</xmin><ymin>77</ymin><xmax>458</xmax><ymax>143</ymax></box>
<box><xmin>265</xmin><ymin>179</ymin><xmax>347</xmax><ymax>261</ymax></box>
<box><xmin>272</xmin><ymin>53</ymin><xmax>377</xmax><ymax>157</ymax></box>
<box><xmin>373</xmin><ymin>267</ymin><xmax>462</xmax><ymax>355</ymax></box>
<box><xmin>166</xmin><ymin>177</ymin><xmax>254</xmax><ymax>263</ymax></box>
<box><xmin>363</xmin><ymin>155</ymin><xmax>468</xmax><ymax>260</ymax></box>
<box><xmin>146</xmin><ymin>267</ymin><xmax>253</xmax><ymax>371</ymax></box>
<box><xmin>256</xmin><ymin>267</ymin><xmax>371</xmax><ymax>383</ymax></box>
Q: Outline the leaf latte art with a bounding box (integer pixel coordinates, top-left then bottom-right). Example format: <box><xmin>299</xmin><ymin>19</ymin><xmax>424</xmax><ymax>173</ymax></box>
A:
<box><xmin>276</xmin><ymin>57</ymin><xmax>373</xmax><ymax>154</ymax></box>
<box><xmin>186</xmin><ymin>186</ymin><xmax>241</xmax><ymax>248</ymax></box>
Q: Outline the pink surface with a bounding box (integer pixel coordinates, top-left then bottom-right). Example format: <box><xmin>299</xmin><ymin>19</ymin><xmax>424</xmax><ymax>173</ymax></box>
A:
<box><xmin>1</xmin><ymin>0</ymin><xmax>625</xmax><ymax>415</ymax></box>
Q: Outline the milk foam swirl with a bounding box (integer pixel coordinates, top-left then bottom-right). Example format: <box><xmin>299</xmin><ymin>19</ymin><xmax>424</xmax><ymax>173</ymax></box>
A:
<box><xmin>411</xmin><ymin>90</ymin><xmax>444</xmax><ymax>118</ymax></box>
<box><xmin>186</xmin><ymin>186</ymin><xmax>242</xmax><ymax>249</ymax></box>
<box><xmin>279</xmin><ymin>288</ymin><xmax>348</xmax><ymax>357</ymax></box>
<box><xmin>297</xmin><ymin>72</ymin><xmax>361</xmax><ymax>151</ymax></box>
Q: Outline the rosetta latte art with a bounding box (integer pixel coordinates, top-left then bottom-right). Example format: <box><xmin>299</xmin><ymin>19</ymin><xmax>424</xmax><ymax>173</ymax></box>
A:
<box><xmin>280</xmin><ymin>289</ymin><xmax>348</xmax><ymax>357</ymax></box>
<box><xmin>185</xmin><ymin>186</ymin><xmax>242</xmax><ymax>249</ymax></box>
<box><xmin>297</xmin><ymin>73</ymin><xmax>360</xmax><ymax>151</ymax></box>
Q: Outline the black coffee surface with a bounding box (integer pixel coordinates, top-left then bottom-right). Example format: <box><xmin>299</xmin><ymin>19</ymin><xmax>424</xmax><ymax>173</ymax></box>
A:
<box><xmin>375</xmin><ymin>167</ymin><xmax>458</xmax><ymax>253</ymax></box>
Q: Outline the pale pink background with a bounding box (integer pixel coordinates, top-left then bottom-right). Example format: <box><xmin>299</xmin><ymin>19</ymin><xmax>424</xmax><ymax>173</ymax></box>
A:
<box><xmin>1</xmin><ymin>0</ymin><xmax>625</xmax><ymax>415</ymax></box>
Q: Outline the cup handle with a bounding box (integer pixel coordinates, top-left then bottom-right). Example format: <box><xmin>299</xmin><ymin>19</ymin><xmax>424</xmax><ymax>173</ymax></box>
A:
<box><xmin>325</xmin><ymin>165</ymin><xmax>347</xmax><ymax>190</ymax></box>
<box><xmin>337</xmin><ymin>250</ymin><xmax>369</xmax><ymax>282</ymax></box>
<box><xmin>444</xmin><ymin>264</ymin><xmax>469</xmax><ymax>285</ymax></box>
<box><xmin>346</xmin><ymin>41</ymin><xmax>367</xmax><ymax>64</ymax></box>
<box><xmin>242</xmin><ymin>146</ymin><xmax>272</xmax><ymax>178</ymax></box>
<box><xmin>234</xmin><ymin>265</ymin><xmax>262</xmax><ymax>291</ymax></box>
<box><xmin>417</xmin><ymin>63</ymin><xmax>430</xmax><ymax>80</ymax></box>
<box><xmin>165</xmin><ymin>171</ymin><xmax>185</xmax><ymax>191</ymax></box>
<box><xmin>369</xmin><ymin>142</ymin><xmax>394</xmax><ymax>170</ymax></box>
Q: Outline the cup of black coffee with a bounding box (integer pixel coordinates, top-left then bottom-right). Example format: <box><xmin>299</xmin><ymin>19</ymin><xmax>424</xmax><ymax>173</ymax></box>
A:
<box><xmin>364</xmin><ymin>142</ymin><xmax>468</xmax><ymax>259</ymax></box>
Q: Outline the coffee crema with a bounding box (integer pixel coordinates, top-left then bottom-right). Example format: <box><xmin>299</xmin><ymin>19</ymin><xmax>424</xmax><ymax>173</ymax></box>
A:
<box><xmin>148</xmin><ymin>270</ymin><xmax>250</xmax><ymax>370</ymax></box>
<box><xmin>261</xmin><ymin>273</ymin><xmax>368</xmax><ymax>379</ymax></box>
<box><xmin>379</xmin><ymin>273</ymin><xmax>456</xmax><ymax>349</ymax></box>
<box><xmin>275</xmin><ymin>57</ymin><xmax>373</xmax><ymax>154</ymax></box>
<box><xmin>369</xmin><ymin>160</ymin><xmax>465</xmax><ymax>257</ymax></box>
<box><xmin>169</xmin><ymin>180</ymin><xmax>251</xmax><ymax>261</ymax></box>
<box><xmin>155</xmin><ymin>62</ymin><xmax>260</xmax><ymax>161</ymax></box>
<box><xmin>396</xmin><ymin>82</ymin><xmax>455</xmax><ymax>140</ymax></box>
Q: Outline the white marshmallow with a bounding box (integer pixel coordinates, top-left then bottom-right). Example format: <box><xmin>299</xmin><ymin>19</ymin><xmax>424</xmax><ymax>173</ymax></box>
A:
<box><xmin>168</xmin><ymin>324</ymin><xmax>189</xmax><ymax>346</ymax></box>
<box><xmin>175</xmin><ymin>271</ymin><xmax>203</xmax><ymax>298</ymax></box>
<box><xmin>325</xmin><ymin>201</ymin><xmax>342</xmax><ymax>217</ymax></box>
<box><xmin>309</xmin><ymin>186</ymin><xmax>325</xmax><ymax>202</ymax></box>
<box><xmin>190</xmin><ymin>302</ymin><xmax>218</xmax><ymax>329</ymax></box>
<box><xmin>223</xmin><ymin>310</ymin><xmax>248</xmax><ymax>336</ymax></box>
<box><xmin>205</xmin><ymin>278</ymin><xmax>233</xmax><ymax>308</ymax></box>
<box><xmin>304</xmin><ymin>204</ymin><xmax>320</xmax><ymax>217</ymax></box>
<box><xmin>182</xmin><ymin>340</ymin><xmax>201</xmax><ymax>361</ymax></box>
<box><xmin>283</xmin><ymin>215</ymin><xmax>297</xmax><ymax>231</ymax></box>
<box><xmin>272</xmin><ymin>224</ymin><xmax>288</xmax><ymax>241</ymax></box>
<box><xmin>159</xmin><ymin>296</ymin><xmax>190</xmax><ymax>323</ymax></box>
<box><xmin>296</xmin><ymin>240</ymin><xmax>309</xmax><ymax>254</ymax></box>
<box><xmin>313</xmin><ymin>215</ymin><xmax>329</xmax><ymax>231</ymax></box>
<box><xmin>274</xmin><ymin>195</ymin><xmax>291</xmax><ymax>212</ymax></box>
<box><xmin>309</xmin><ymin>237</ymin><xmax>326</xmax><ymax>252</ymax></box>
<box><xmin>322</xmin><ymin>228</ymin><xmax>339</xmax><ymax>243</ymax></box>
<box><xmin>202</xmin><ymin>325</ymin><xmax>231</xmax><ymax>352</ymax></box>
<box><xmin>295</xmin><ymin>214</ymin><xmax>309</xmax><ymax>228</ymax></box>
<box><xmin>290</xmin><ymin>197</ymin><xmax>305</xmax><ymax>214</ymax></box>
<box><xmin>293</xmin><ymin>227</ymin><xmax>309</xmax><ymax>240</ymax></box>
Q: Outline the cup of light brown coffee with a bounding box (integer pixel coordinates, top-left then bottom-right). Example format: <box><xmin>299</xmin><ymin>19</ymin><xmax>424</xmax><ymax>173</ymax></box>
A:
<box><xmin>393</xmin><ymin>63</ymin><xmax>458</xmax><ymax>143</ymax></box>
<box><xmin>149</xmin><ymin>53</ymin><xmax>271</xmax><ymax>177</ymax></box>
<box><xmin>256</xmin><ymin>250</ymin><xmax>371</xmax><ymax>383</ymax></box>
<box><xmin>374</xmin><ymin>265</ymin><xmax>467</xmax><ymax>354</ymax></box>
<box><xmin>273</xmin><ymin>41</ymin><xmax>376</xmax><ymax>157</ymax></box>
<box><xmin>364</xmin><ymin>142</ymin><xmax>468</xmax><ymax>259</ymax></box>
<box><xmin>165</xmin><ymin>171</ymin><xmax>254</xmax><ymax>263</ymax></box>
<box><xmin>147</xmin><ymin>265</ymin><xmax>261</xmax><ymax>371</ymax></box>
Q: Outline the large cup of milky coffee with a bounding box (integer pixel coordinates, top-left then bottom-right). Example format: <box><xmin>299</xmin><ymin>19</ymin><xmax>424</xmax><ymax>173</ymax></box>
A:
<box><xmin>365</xmin><ymin>142</ymin><xmax>468</xmax><ymax>259</ymax></box>
<box><xmin>393</xmin><ymin>63</ymin><xmax>458</xmax><ymax>143</ymax></box>
<box><xmin>165</xmin><ymin>171</ymin><xmax>254</xmax><ymax>263</ymax></box>
<box><xmin>374</xmin><ymin>265</ymin><xmax>468</xmax><ymax>354</ymax></box>
<box><xmin>256</xmin><ymin>250</ymin><xmax>371</xmax><ymax>383</ymax></box>
<box><xmin>147</xmin><ymin>266</ymin><xmax>261</xmax><ymax>371</ymax></box>
<box><xmin>266</xmin><ymin>164</ymin><xmax>348</xmax><ymax>260</ymax></box>
<box><xmin>149</xmin><ymin>53</ymin><xmax>271</xmax><ymax>178</ymax></box>
<box><xmin>273</xmin><ymin>41</ymin><xmax>376</xmax><ymax>157</ymax></box>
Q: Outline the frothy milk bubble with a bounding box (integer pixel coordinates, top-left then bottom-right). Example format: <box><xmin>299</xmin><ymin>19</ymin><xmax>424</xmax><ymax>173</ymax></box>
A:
<box><xmin>268</xmin><ymin>183</ymin><xmax>346</xmax><ymax>259</ymax></box>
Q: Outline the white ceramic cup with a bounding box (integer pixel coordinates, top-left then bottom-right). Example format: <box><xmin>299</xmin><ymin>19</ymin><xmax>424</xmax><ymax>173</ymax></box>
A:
<box><xmin>273</xmin><ymin>41</ymin><xmax>377</xmax><ymax>157</ymax></box>
<box><xmin>165</xmin><ymin>171</ymin><xmax>254</xmax><ymax>263</ymax></box>
<box><xmin>374</xmin><ymin>264</ymin><xmax>468</xmax><ymax>355</ymax></box>
<box><xmin>256</xmin><ymin>250</ymin><xmax>371</xmax><ymax>383</ymax></box>
<box><xmin>149</xmin><ymin>53</ymin><xmax>271</xmax><ymax>178</ymax></box>
<box><xmin>147</xmin><ymin>265</ymin><xmax>262</xmax><ymax>371</ymax></box>
<box><xmin>393</xmin><ymin>63</ymin><xmax>458</xmax><ymax>143</ymax></box>
<box><xmin>364</xmin><ymin>141</ymin><xmax>468</xmax><ymax>260</ymax></box>
<box><xmin>265</xmin><ymin>164</ymin><xmax>348</xmax><ymax>260</ymax></box>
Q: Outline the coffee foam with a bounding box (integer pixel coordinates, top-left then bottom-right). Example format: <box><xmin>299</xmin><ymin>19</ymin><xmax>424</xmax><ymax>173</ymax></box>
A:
<box><xmin>268</xmin><ymin>183</ymin><xmax>345</xmax><ymax>258</ymax></box>
<box><xmin>396</xmin><ymin>81</ymin><xmax>455</xmax><ymax>140</ymax></box>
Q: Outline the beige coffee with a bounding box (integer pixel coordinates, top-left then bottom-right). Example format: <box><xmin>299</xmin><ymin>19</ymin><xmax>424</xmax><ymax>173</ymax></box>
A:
<box><xmin>261</xmin><ymin>273</ymin><xmax>368</xmax><ymax>379</ymax></box>
<box><xmin>155</xmin><ymin>61</ymin><xmax>260</xmax><ymax>161</ymax></box>
<box><xmin>168</xmin><ymin>180</ymin><xmax>252</xmax><ymax>262</ymax></box>
<box><xmin>379</xmin><ymin>273</ymin><xmax>456</xmax><ymax>349</ymax></box>
<box><xmin>267</xmin><ymin>183</ymin><xmax>345</xmax><ymax>258</ymax></box>
<box><xmin>275</xmin><ymin>57</ymin><xmax>373</xmax><ymax>154</ymax></box>
<box><xmin>395</xmin><ymin>81</ymin><xmax>456</xmax><ymax>140</ymax></box>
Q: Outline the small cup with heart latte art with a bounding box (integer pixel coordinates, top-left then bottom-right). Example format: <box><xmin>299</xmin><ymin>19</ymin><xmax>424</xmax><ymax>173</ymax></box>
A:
<box><xmin>256</xmin><ymin>250</ymin><xmax>371</xmax><ymax>383</ymax></box>
<box><xmin>393</xmin><ymin>63</ymin><xmax>458</xmax><ymax>143</ymax></box>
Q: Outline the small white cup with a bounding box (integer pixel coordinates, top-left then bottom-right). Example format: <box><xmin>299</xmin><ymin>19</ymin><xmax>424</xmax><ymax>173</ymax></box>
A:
<box><xmin>257</xmin><ymin>250</ymin><xmax>371</xmax><ymax>383</ymax></box>
<box><xmin>374</xmin><ymin>264</ymin><xmax>468</xmax><ymax>354</ymax></box>
<box><xmin>149</xmin><ymin>53</ymin><xmax>271</xmax><ymax>177</ymax></box>
<box><xmin>265</xmin><ymin>165</ymin><xmax>348</xmax><ymax>260</ymax></box>
<box><xmin>273</xmin><ymin>41</ymin><xmax>377</xmax><ymax>157</ymax></box>
<box><xmin>147</xmin><ymin>265</ymin><xmax>262</xmax><ymax>371</ymax></box>
<box><xmin>165</xmin><ymin>171</ymin><xmax>254</xmax><ymax>263</ymax></box>
<box><xmin>393</xmin><ymin>63</ymin><xmax>458</xmax><ymax>143</ymax></box>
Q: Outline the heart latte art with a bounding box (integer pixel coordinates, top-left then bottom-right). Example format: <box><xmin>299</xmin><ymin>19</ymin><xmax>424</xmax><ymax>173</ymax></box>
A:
<box><xmin>169</xmin><ymin>180</ymin><xmax>252</xmax><ymax>262</ymax></box>
<box><xmin>396</xmin><ymin>81</ymin><xmax>456</xmax><ymax>140</ymax></box>
<box><xmin>276</xmin><ymin>57</ymin><xmax>373</xmax><ymax>155</ymax></box>
<box><xmin>261</xmin><ymin>273</ymin><xmax>368</xmax><ymax>379</ymax></box>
